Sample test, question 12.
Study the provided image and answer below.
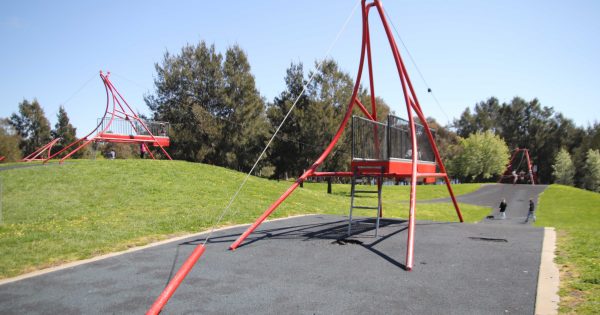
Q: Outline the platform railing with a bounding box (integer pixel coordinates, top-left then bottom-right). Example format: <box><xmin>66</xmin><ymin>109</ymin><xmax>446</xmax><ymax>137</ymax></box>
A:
<box><xmin>352</xmin><ymin>114</ymin><xmax>435</xmax><ymax>163</ymax></box>
<box><xmin>97</xmin><ymin>118</ymin><xmax>169</xmax><ymax>137</ymax></box>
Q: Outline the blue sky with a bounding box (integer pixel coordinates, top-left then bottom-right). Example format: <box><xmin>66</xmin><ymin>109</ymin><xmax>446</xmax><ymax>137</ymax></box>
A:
<box><xmin>1</xmin><ymin>0</ymin><xmax>599</xmax><ymax>137</ymax></box>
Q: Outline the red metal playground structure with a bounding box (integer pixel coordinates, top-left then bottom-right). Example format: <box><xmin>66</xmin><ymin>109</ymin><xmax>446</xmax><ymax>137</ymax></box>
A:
<box><xmin>148</xmin><ymin>0</ymin><xmax>463</xmax><ymax>313</ymax></box>
<box><xmin>20</xmin><ymin>138</ymin><xmax>61</xmax><ymax>162</ymax></box>
<box><xmin>38</xmin><ymin>71</ymin><xmax>172</xmax><ymax>163</ymax></box>
<box><xmin>498</xmin><ymin>148</ymin><xmax>537</xmax><ymax>185</ymax></box>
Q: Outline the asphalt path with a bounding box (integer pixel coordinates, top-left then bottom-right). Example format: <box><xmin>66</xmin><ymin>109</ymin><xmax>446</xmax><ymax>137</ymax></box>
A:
<box><xmin>426</xmin><ymin>183</ymin><xmax>548</xmax><ymax>225</ymax></box>
<box><xmin>0</xmin><ymin>184</ymin><xmax>548</xmax><ymax>314</ymax></box>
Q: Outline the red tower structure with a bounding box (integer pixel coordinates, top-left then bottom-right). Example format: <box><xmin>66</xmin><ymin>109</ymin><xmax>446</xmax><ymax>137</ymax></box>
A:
<box><xmin>228</xmin><ymin>0</ymin><xmax>463</xmax><ymax>270</ymax></box>
<box><xmin>43</xmin><ymin>71</ymin><xmax>172</xmax><ymax>163</ymax></box>
<box><xmin>147</xmin><ymin>1</ymin><xmax>463</xmax><ymax>312</ymax></box>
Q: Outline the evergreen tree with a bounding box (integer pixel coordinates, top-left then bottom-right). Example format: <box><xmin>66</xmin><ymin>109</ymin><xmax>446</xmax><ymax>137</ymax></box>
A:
<box><xmin>51</xmin><ymin>106</ymin><xmax>79</xmax><ymax>158</ymax></box>
<box><xmin>9</xmin><ymin>99</ymin><xmax>52</xmax><ymax>155</ymax></box>
<box><xmin>552</xmin><ymin>148</ymin><xmax>574</xmax><ymax>185</ymax></box>
<box><xmin>219</xmin><ymin>45</ymin><xmax>269</xmax><ymax>172</ymax></box>
<box><xmin>267</xmin><ymin>62</ymin><xmax>310</xmax><ymax>179</ymax></box>
<box><xmin>583</xmin><ymin>149</ymin><xmax>600</xmax><ymax>192</ymax></box>
<box><xmin>145</xmin><ymin>41</ymin><xmax>225</xmax><ymax>162</ymax></box>
<box><xmin>0</xmin><ymin>119</ymin><xmax>22</xmax><ymax>161</ymax></box>
<box><xmin>454</xmin><ymin>97</ymin><xmax>500</xmax><ymax>137</ymax></box>
<box><xmin>306</xmin><ymin>59</ymin><xmax>356</xmax><ymax>172</ymax></box>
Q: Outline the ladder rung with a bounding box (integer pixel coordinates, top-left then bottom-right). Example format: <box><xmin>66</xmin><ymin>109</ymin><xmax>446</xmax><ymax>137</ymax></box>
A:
<box><xmin>352</xmin><ymin>206</ymin><xmax>379</xmax><ymax>210</ymax></box>
<box><xmin>354</xmin><ymin>190</ymin><xmax>379</xmax><ymax>193</ymax></box>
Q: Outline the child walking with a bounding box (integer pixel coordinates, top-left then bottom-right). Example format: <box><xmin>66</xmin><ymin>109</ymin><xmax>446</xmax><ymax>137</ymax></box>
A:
<box><xmin>498</xmin><ymin>198</ymin><xmax>507</xmax><ymax>219</ymax></box>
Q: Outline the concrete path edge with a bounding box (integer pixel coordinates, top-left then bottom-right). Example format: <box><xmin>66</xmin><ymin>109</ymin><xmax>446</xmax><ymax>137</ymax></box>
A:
<box><xmin>535</xmin><ymin>227</ymin><xmax>560</xmax><ymax>315</ymax></box>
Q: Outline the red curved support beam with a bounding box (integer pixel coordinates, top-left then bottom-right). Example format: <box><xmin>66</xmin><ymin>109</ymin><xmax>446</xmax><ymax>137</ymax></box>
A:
<box><xmin>44</xmin><ymin>73</ymin><xmax>112</xmax><ymax>163</ymax></box>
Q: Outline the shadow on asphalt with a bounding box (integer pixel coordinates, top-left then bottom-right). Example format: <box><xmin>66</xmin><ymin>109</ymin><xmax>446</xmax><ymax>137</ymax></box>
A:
<box><xmin>168</xmin><ymin>218</ymin><xmax>415</xmax><ymax>275</ymax></box>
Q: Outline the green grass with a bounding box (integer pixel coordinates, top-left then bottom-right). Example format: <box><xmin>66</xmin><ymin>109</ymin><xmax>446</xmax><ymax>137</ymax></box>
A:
<box><xmin>302</xmin><ymin>181</ymin><xmax>482</xmax><ymax>201</ymax></box>
<box><xmin>536</xmin><ymin>185</ymin><xmax>600</xmax><ymax>314</ymax></box>
<box><xmin>0</xmin><ymin>160</ymin><xmax>488</xmax><ymax>279</ymax></box>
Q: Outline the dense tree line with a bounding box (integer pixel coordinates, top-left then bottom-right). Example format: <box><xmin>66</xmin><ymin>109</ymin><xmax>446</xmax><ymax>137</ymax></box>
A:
<box><xmin>145</xmin><ymin>40</ymin><xmax>389</xmax><ymax>177</ymax></box>
<box><xmin>453</xmin><ymin>97</ymin><xmax>600</xmax><ymax>187</ymax></box>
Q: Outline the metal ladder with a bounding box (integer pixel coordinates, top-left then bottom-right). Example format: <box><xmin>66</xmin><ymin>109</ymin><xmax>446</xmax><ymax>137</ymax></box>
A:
<box><xmin>348</xmin><ymin>165</ymin><xmax>384</xmax><ymax>237</ymax></box>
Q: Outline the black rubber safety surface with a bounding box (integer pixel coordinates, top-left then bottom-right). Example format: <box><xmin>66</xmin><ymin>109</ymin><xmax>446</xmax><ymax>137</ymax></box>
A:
<box><xmin>0</xmin><ymin>211</ymin><xmax>544</xmax><ymax>314</ymax></box>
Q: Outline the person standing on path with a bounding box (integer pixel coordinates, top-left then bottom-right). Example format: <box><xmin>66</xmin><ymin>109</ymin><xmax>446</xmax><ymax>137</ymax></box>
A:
<box><xmin>498</xmin><ymin>198</ymin><xmax>507</xmax><ymax>219</ymax></box>
<box><xmin>525</xmin><ymin>199</ymin><xmax>536</xmax><ymax>223</ymax></box>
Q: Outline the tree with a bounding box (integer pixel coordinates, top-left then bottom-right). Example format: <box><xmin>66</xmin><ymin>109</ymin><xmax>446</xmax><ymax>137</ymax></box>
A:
<box><xmin>583</xmin><ymin>149</ymin><xmax>600</xmax><ymax>192</ymax></box>
<box><xmin>267</xmin><ymin>62</ymin><xmax>309</xmax><ymax>179</ymax></box>
<box><xmin>426</xmin><ymin>117</ymin><xmax>459</xmax><ymax>163</ymax></box>
<box><xmin>448</xmin><ymin>131</ymin><xmax>510</xmax><ymax>181</ymax></box>
<box><xmin>305</xmin><ymin>59</ymin><xmax>356</xmax><ymax>172</ymax></box>
<box><xmin>9</xmin><ymin>99</ymin><xmax>52</xmax><ymax>155</ymax></box>
<box><xmin>0</xmin><ymin>119</ymin><xmax>22</xmax><ymax>161</ymax></box>
<box><xmin>145</xmin><ymin>41</ymin><xmax>225</xmax><ymax>162</ymax></box>
<box><xmin>552</xmin><ymin>148</ymin><xmax>574</xmax><ymax>185</ymax></box>
<box><xmin>454</xmin><ymin>97</ymin><xmax>500</xmax><ymax>138</ymax></box>
<box><xmin>573</xmin><ymin>122</ymin><xmax>600</xmax><ymax>188</ymax></box>
<box><xmin>51</xmin><ymin>106</ymin><xmax>80</xmax><ymax>158</ymax></box>
<box><xmin>219</xmin><ymin>45</ymin><xmax>269</xmax><ymax>172</ymax></box>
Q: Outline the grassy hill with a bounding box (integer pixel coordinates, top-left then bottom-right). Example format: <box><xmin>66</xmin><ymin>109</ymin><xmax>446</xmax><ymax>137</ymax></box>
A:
<box><xmin>0</xmin><ymin>160</ymin><xmax>486</xmax><ymax>279</ymax></box>
<box><xmin>536</xmin><ymin>185</ymin><xmax>600</xmax><ymax>314</ymax></box>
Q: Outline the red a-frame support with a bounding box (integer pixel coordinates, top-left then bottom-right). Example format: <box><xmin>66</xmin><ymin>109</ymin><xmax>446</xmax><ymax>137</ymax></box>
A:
<box><xmin>498</xmin><ymin>148</ymin><xmax>536</xmax><ymax>185</ymax></box>
<box><xmin>21</xmin><ymin>138</ymin><xmax>61</xmax><ymax>162</ymax></box>
<box><xmin>229</xmin><ymin>0</ymin><xmax>462</xmax><ymax>270</ymax></box>
<box><xmin>44</xmin><ymin>71</ymin><xmax>172</xmax><ymax>164</ymax></box>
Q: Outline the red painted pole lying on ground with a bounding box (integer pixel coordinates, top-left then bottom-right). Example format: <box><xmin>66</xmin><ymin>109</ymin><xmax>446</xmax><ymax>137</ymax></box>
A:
<box><xmin>146</xmin><ymin>244</ymin><xmax>206</xmax><ymax>315</ymax></box>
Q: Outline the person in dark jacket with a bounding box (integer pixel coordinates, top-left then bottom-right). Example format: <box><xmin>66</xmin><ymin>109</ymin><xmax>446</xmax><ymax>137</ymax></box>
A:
<box><xmin>525</xmin><ymin>199</ymin><xmax>536</xmax><ymax>223</ymax></box>
<box><xmin>498</xmin><ymin>198</ymin><xmax>507</xmax><ymax>219</ymax></box>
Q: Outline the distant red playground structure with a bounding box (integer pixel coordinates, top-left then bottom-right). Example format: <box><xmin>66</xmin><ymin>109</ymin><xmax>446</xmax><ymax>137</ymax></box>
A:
<box><xmin>43</xmin><ymin>71</ymin><xmax>172</xmax><ymax>163</ymax></box>
<box><xmin>498</xmin><ymin>148</ymin><xmax>536</xmax><ymax>185</ymax></box>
